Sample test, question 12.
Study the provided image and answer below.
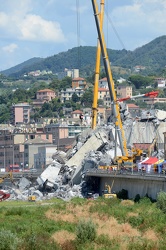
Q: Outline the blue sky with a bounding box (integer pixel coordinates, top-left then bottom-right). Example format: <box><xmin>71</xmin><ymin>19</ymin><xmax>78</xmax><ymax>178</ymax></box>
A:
<box><xmin>0</xmin><ymin>0</ymin><xmax>165</xmax><ymax>71</ymax></box>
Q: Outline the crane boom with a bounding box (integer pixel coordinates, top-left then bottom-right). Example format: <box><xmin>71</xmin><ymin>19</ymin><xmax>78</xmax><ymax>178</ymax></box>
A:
<box><xmin>117</xmin><ymin>91</ymin><xmax>159</xmax><ymax>102</ymax></box>
<box><xmin>91</xmin><ymin>0</ymin><xmax>105</xmax><ymax>129</ymax></box>
<box><xmin>91</xmin><ymin>0</ymin><xmax>128</xmax><ymax>156</ymax></box>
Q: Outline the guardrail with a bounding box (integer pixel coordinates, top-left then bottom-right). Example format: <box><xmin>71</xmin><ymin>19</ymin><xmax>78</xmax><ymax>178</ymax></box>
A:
<box><xmin>85</xmin><ymin>169</ymin><xmax>166</xmax><ymax>179</ymax></box>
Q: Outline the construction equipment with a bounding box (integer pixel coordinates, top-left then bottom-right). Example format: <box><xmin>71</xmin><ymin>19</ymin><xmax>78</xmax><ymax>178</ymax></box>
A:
<box><xmin>91</xmin><ymin>0</ymin><xmax>148</xmax><ymax>166</ymax></box>
<box><xmin>102</xmin><ymin>183</ymin><xmax>117</xmax><ymax>198</ymax></box>
<box><xmin>28</xmin><ymin>195</ymin><xmax>36</xmax><ymax>202</ymax></box>
<box><xmin>0</xmin><ymin>172</ymin><xmax>13</xmax><ymax>184</ymax></box>
<box><xmin>91</xmin><ymin>0</ymin><xmax>104</xmax><ymax>129</ymax></box>
<box><xmin>117</xmin><ymin>91</ymin><xmax>159</xmax><ymax>102</ymax></box>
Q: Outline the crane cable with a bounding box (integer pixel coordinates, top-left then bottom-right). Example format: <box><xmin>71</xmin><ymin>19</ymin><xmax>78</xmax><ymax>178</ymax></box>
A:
<box><xmin>105</xmin><ymin>0</ymin><xmax>126</xmax><ymax>50</ymax></box>
<box><xmin>76</xmin><ymin>0</ymin><xmax>81</xmax><ymax>69</ymax></box>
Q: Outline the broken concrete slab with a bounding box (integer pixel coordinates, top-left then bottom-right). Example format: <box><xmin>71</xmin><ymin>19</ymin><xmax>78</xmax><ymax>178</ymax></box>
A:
<box><xmin>37</xmin><ymin>165</ymin><xmax>61</xmax><ymax>188</ymax></box>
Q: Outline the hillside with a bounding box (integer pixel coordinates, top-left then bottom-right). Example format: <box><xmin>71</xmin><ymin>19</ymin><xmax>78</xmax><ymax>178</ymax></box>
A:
<box><xmin>2</xmin><ymin>57</ymin><xmax>44</xmax><ymax>76</ymax></box>
<box><xmin>1</xmin><ymin>35</ymin><xmax>166</xmax><ymax>77</ymax></box>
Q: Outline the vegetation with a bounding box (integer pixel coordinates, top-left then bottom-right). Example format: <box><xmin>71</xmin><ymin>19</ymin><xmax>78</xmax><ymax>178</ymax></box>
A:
<box><xmin>0</xmin><ymin>194</ymin><xmax>166</xmax><ymax>249</ymax></box>
<box><xmin>156</xmin><ymin>191</ymin><xmax>166</xmax><ymax>213</ymax></box>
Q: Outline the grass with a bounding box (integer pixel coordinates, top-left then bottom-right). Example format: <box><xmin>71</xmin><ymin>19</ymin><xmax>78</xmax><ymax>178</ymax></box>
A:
<box><xmin>0</xmin><ymin>196</ymin><xmax>166</xmax><ymax>249</ymax></box>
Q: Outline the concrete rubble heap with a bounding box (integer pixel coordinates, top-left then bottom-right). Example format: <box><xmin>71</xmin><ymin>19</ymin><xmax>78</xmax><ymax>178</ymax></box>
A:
<box><xmin>1</xmin><ymin>108</ymin><xmax>165</xmax><ymax>202</ymax></box>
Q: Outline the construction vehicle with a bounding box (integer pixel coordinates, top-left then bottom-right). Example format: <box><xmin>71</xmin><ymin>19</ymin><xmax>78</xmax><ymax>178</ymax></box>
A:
<box><xmin>91</xmin><ymin>0</ymin><xmax>157</xmax><ymax>166</ymax></box>
<box><xmin>28</xmin><ymin>195</ymin><xmax>36</xmax><ymax>202</ymax></box>
<box><xmin>0</xmin><ymin>172</ymin><xmax>14</xmax><ymax>184</ymax></box>
<box><xmin>102</xmin><ymin>183</ymin><xmax>117</xmax><ymax>198</ymax></box>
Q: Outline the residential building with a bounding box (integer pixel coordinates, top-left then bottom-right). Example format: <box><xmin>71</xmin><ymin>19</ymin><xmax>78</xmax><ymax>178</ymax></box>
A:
<box><xmin>140</xmin><ymin>97</ymin><xmax>166</xmax><ymax>105</ymax></box>
<box><xmin>72</xmin><ymin>77</ymin><xmax>87</xmax><ymax>89</ymax></box>
<box><xmin>34</xmin><ymin>145</ymin><xmax>57</xmax><ymax>169</ymax></box>
<box><xmin>103</xmin><ymin>96</ymin><xmax>111</xmax><ymax>107</ymax></box>
<box><xmin>99</xmin><ymin>77</ymin><xmax>108</xmax><ymax>89</ymax></box>
<box><xmin>24</xmin><ymin>137</ymin><xmax>52</xmax><ymax>169</ymax></box>
<box><xmin>68</xmin><ymin>125</ymin><xmax>89</xmax><ymax>138</ymax></box>
<box><xmin>36</xmin><ymin>89</ymin><xmax>55</xmax><ymax>101</ymax></box>
<box><xmin>11</xmin><ymin>103</ymin><xmax>31</xmax><ymax>125</ymax></box>
<box><xmin>44</xmin><ymin>124</ymin><xmax>68</xmax><ymax>144</ymax></box>
<box><xmin>155</xmin><ymin>78</ymin><xmax>166</xmax><ymax>88</ymax></box>
<box><xmin>56</xmin><ymin>68</ymin><xmax>79</xmax><ymax>80</ymax></box>
<box><xmin>127</xmin><ymin>103</ymin><xmax>140</xmax><ymax>117</ymax></box>
<box><xmin>98</xmin><ymin>88</ymin><xmax>109</xmax><ymax>100</ymax></box>
<box><xmin>60</xmin><ymin>88</ymin><xmax>84</xmax><ymax>103</ymax></box>
<box><xmin>117</xmin><ymin>85</ymin><xmax>132</xmax><ymax>99</ymax></box>
<box><xmin>71</xmin><ymin>110</ymin><xmax>83</xmax><ymax>120</ymax></box>
<box><xmin>0</xmin><ymin>125</ymin><xmax>53</xmax><ymax>170</ymax></box>
<box><xmin>117</xmin><ymin>77</ymin><xmax>126</xmax><ymax>84</ymax></box>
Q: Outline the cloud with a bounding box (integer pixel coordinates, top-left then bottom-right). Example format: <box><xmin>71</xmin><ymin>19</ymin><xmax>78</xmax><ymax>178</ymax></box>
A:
<box><xmin>2</xmin><ymin>43</ymin><xmax>18</xmax><ymax>53</ymax></box>
<box><xmin>18</xmin><ymin>14</ymin><xmax>65</xmax><ymax>42</ymax></box>
<box><xmin>0</xmin><ymin>0</ymin><xmax>65</xmax><ymax>43</ymax></box>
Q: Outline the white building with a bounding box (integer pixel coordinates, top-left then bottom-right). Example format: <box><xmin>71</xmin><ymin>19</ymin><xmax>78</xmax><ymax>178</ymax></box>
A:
<box><xmin>99</xmin><ymin>77</ymin><xmax>108</xmax><ymax>89</ymax></box>
<box><xmin>60</xmin><ymin>88</ymin><xmax>84</xmax><ymax>103</ymax></box>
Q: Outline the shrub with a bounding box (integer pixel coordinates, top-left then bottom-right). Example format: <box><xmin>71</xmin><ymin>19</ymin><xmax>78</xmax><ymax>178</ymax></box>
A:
<box><xmin>117</xmin><ymin>189</ymin><xmax>128</xmax><ymax>200</ymax></box>
<box><xmin>134</xmin><ymin>194</ymin><xmax>141</xmax><ymax>203</ymax></box>
<box><xmin>0</xmin><ymin>230</ymin><xmax>21</xmax><ymax>250</ymax></box>
<box><xmin>156</xmin><ymin>191</ymin><xmax>166</xmax><ymax>213</ymax></box>
<box><xmin>76</xmin><ymin>219</ymin><xmax>97</xmax><ymax>243</ymax></box>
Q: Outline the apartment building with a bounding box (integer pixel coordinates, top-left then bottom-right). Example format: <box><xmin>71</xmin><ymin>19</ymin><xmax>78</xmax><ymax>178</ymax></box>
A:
<box><xmin>56</xmin><ymin>68</ymin><xmax>79</xmax><ymax>80</ymax></box>
<box><xmin>44</xmin><ymin>124</ymin><xmax>68</xmax><ymax>144</ymax></box>
<box><xmin>155</xmin><ymin>78</ymin><xmax>166</xmax><ymax>88</ymax></box>
<box><xmin>60</xmin><ymin>88</ymin><xmax>84</xmax><ymax>103</ymax></box>
<box><xmin>98</xmin><ymin>88</ymin><xmax>109</xmax><ymax>100</ymax></box>
<box><xmin>36</xmin><ymin>89</ymin><xmax>55</xmax><ymax>101</ymax></box>
<box><xmin>0</xmin><ymin>125</ymin><xmax>53</xmax><ymax>170</ymax></box>
<box><xmin>99</xmin><ymin>77</ymin><xmax>108</xmax><ymax>89</ymax></box>
<box><xmin>11</xmin><ymin>103</ymin><xmax>31</xmax><ymax>125</ymax></box>
<box><xmin>72</xmin><ymin>77</ymin><xmax>87</xmax><ymax>89</ymax></box>
<box><xmin>117</xmin><ymin>85</ymin><xmax>132</xmax><ymax>99</ymax></box>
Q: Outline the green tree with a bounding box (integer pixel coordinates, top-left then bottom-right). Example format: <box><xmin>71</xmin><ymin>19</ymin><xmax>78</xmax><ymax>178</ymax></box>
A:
<box><xmin>72</xmin><ymin>93</ymin><xmax>80</xmax><ymax>102</ymax></box>
<box><xmin>128</xmin><ymin>75</ymin><xmax>154</xmax><ymax>89</ymax></box>
<box><xmin>81</xmin><ymin>88</ymin><xmax>93</xmax><ymax>107</ymax></box>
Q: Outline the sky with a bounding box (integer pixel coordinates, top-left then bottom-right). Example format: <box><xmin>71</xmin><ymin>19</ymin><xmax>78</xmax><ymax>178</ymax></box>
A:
<box><xmin>0</xmin><ymin>0</ymin><xmax>166</xmax><ymax>71</ymax></box>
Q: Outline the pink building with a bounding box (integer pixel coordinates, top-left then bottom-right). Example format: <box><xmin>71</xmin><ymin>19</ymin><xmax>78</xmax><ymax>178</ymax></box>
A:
<box><xmin>36</xmin><ymin>89</ymin><xmax>56</xmax><ymax>101</ymax></box>
<box><xmin>11</xmin><ymin>103</ymin><xmax>31</xmax><ymax>125</ymax></box>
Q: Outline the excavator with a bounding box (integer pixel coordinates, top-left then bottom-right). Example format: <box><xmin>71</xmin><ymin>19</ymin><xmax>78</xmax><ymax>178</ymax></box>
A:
<box><xmin>102</xmin><ymin>182</ymin><xmax>117</xmax><ymax>198</ymax></box>
<box><xmin>91</xmin><ymin>0</ymin><xmax>158</xmax><ymax>168</ymax></box>
<box><xmin>0</xmin><ymin>172</ymin><xmax>14</xmax><ymax>201</ymax></box>
<box><xmin>0</xmin><ymin>172</ymin><xmax>14</xmax><ymax>184</ymax></box>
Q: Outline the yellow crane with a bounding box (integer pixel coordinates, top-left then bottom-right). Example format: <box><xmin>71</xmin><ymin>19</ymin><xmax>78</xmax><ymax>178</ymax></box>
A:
<box><xmin>91</xmin><ymin>0</ymin><xmax>104</xmax><ymax>129</ymax></box>
<box><xmin>91</xmin><ymin>0</ymin><xmax>128</xmax><ymax>158</ymax></box>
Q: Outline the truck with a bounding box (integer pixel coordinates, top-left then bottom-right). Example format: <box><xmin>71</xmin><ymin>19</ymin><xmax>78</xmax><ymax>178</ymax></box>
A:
<box><xmin>8</xmin><ymin>164</ymin><xmax>21</xmax><ymax>172</ymax></box>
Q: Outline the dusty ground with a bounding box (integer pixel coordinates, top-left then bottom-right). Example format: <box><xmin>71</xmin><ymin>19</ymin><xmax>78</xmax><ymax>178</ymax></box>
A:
<box><xmin>46</xmin><ymin>200</ymin><xmax>159</xmax><ymax>249</ymax></box>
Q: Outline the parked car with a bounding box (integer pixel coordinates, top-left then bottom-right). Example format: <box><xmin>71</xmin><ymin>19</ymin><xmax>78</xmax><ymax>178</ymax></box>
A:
<box><xmin>29</xmin><ymin>168</ymin><xmax>37</xmax><ymax>172</ymax></box>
